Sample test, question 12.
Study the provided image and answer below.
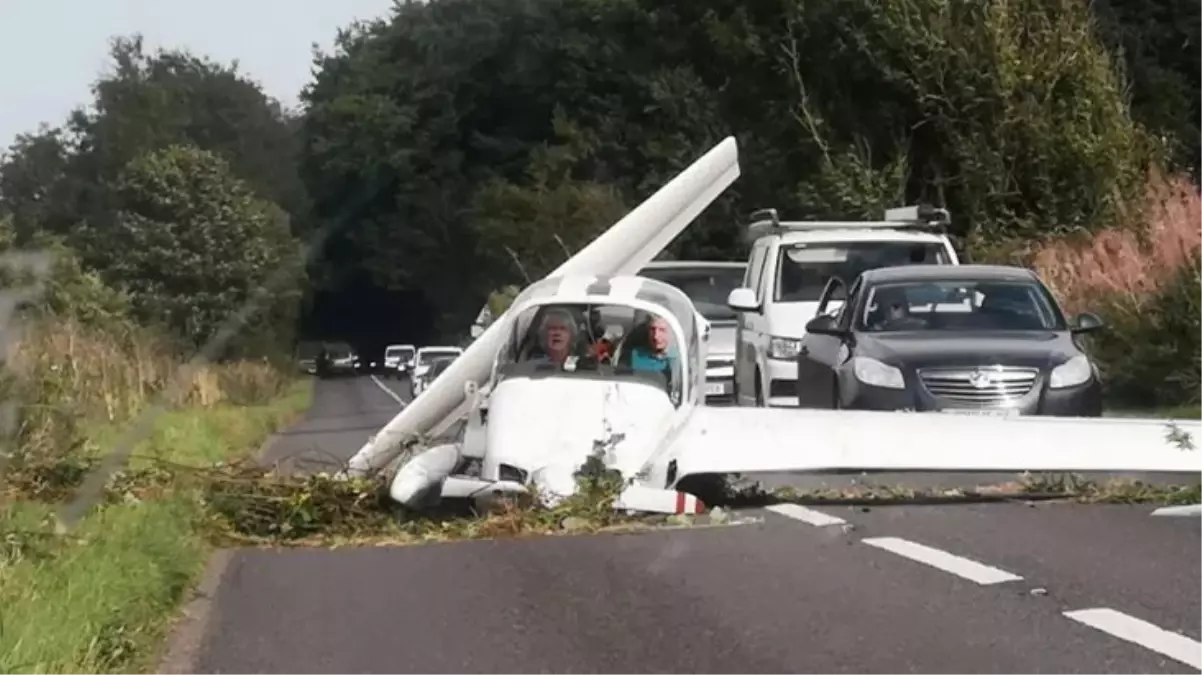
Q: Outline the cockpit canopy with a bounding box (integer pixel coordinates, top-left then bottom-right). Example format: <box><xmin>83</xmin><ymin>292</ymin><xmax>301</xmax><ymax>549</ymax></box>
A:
<box><xmin>496</xmin><ymin>275</ymin><xmax>703</xmax><ymax>405</ymax></box>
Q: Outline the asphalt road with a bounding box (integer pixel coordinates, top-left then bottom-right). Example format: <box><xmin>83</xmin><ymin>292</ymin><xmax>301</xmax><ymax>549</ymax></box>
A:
<box><xmin>184</xmin><ymin>375</ymin><xmax>1202</xmax><ymax>674</ymax></box>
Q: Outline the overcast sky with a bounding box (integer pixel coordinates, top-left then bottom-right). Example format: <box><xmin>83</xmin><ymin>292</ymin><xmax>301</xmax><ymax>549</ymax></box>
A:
<box><xmin>0</xmin><ymin>0</ymin><xmax>398</xmax><ymax>149</ymax></box>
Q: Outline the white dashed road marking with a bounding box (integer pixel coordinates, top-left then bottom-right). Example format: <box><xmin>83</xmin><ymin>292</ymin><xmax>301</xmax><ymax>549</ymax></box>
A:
<box><xmin>1064</xmin><ymin>608</ymin><xmax>1202</xmax><ymax>670</ymax></box>
<box><xmin>861</xmin><ymin>536</ymin><xmax>1024</xmax><ymax>586</ymax></box>
<box><xmin>1151</xmin><ymin>504</ymin><xmax>1202</xmax><ymax>517</ymax></box>
<box><xmin>765</xmin><ymin>503</ymin><xmax>847</xmax><ymax>527</ymax></box>
<box><xmin>370</xmin><ymin>375</ymin><xmax>407</xmax><ymax>406</ymax></box>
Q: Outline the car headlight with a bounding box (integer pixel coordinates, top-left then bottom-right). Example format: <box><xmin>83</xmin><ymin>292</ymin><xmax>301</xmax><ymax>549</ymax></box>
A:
<box><xmin>1049</xmin><ymin>355</ymin><xmax>1093</xmax><ymax>389</ymax></box>
<box><xmin>852</xmin><ymin>356</ymin><xmax>905</xmax><ymax>390</ymax></box>
<box><xmin>768</xmin><ymin>337</ymin><xmax>802</xmax><ymax>360</ymax></box>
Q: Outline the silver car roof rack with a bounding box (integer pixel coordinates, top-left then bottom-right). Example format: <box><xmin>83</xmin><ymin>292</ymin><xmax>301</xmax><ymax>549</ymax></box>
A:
<box><xmin>746</xmin><ymin>204</ymin><xmax>951</xmax><ymax>240</ymax></box>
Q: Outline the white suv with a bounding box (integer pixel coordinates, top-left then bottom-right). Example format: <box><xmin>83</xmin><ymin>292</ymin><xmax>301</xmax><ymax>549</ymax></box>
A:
<box><xmin>726</xmin><ymin>205</ymin><xmax>960</xmax><ymax>407</ymax></box>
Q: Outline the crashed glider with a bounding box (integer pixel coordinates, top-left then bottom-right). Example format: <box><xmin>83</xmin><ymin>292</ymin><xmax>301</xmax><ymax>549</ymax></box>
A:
<box><xmin>346</xmin><ymin>136</ymin><xmax>1202</xmax><ymax>515</ymax></box>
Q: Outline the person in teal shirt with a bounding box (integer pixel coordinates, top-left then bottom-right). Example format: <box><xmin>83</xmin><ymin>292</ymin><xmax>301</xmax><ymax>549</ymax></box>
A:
<box><xmin>628</xmin><ymin>315</ymin><xmax>679</xmax><ymax>390</ymax></box>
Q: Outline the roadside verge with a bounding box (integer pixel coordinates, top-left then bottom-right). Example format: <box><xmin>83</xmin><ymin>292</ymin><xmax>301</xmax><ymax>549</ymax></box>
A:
<box><xmin>0</xmin><ymin>379</ymin><xmax>313</xmax><ymax>674</ymax></box>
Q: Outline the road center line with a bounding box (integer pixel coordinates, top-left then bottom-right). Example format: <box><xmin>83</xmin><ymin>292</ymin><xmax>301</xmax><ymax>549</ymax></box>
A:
<box><xmin>1150</xmin><ymin>504</ymin><xmax>1202</xmax><ymax>517</ymax></box>
<box><xmin>1064</xmin><ymin>608</ymin><xmax>1202</xmax><ymax>670</ymax></box>
<box><xmin>369</xmin><ymin>375</ymin><xmax>406</xmax><ymax>407</ymax></box>
<box><xmin>765</xmin><ymin>503</ymin><xmax>847</xmax><ymax>527</ymax></box>
<box><xmin>861</xmin><ymin>536</ymin><xmax>1023</xmax><ymax>585</ymax></box>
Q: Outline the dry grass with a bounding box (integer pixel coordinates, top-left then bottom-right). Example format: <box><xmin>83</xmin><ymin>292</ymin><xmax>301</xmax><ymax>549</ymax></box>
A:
<box><xmin>1032</xmin><ymin>168</ymin><xmax>1201</xmax><ymax>314</ymax></box>
<box><xmin>3</xmin><ymin>316</ymin><xmax>293</xmax><ymax>500</ymax></box>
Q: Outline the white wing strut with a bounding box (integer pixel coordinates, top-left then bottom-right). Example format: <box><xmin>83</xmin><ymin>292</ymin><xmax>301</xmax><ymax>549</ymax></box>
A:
<box><xmin>661</xmin><ymin>407</ymin><xmax>1202</xmax><ymax>481</ymax></box>
<box><xmin>345</xmin><ymin>137</ymin><xmax>741</xmax><ymax>475</ymax></box>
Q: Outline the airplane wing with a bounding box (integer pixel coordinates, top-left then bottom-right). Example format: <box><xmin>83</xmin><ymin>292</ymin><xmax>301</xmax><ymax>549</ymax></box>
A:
<box><xmin>661</xmin><ymin>406</ymin><xmax>1202</xmax><ymax>480</ymax></box>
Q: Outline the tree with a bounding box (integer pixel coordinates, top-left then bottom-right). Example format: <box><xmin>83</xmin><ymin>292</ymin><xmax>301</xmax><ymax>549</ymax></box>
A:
<box><xmin>0</xmin><ymin>126</ymin><xmax>73</xmax><ymax>245</ymax></box>
<box><xmin>79</xmin><ymin>145</ymin><xmax>302</xmax><ymax>355</ymax></box>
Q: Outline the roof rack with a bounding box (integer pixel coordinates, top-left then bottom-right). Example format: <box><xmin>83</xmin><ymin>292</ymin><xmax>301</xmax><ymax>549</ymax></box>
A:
<box><xmin>745</xmin><ymin>204</ymin><xmax>951</xmax><ymax>240</ymax></box>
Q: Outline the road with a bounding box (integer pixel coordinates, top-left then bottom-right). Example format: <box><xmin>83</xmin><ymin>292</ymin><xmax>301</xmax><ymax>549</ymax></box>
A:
<box><xmin>180</xmin><ymin>375</ymin><xmax>1202</xmax><ymax>674</ymax></box>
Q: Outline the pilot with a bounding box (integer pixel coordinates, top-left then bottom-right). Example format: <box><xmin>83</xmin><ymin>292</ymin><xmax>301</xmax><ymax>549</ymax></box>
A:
<box><xmin>534</xmin><ymin>308</ymin><xmax>579</xmax><ymax>366</ymax></box>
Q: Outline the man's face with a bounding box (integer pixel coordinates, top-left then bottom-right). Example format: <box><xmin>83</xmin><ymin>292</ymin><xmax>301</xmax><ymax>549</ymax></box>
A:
<box><xmin>545</xmin><ymin>319</ymin><xmax>571</xmax><ymax>352</ymax></box>
<box><xmin>648</xmin><ymin>317</ymin><xmax>670</xmax><ymax>353</ymax></box>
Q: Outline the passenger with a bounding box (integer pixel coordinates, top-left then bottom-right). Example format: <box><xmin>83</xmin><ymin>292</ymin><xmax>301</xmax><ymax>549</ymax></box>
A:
<box><xmin>628</xmin><ymin>314</ymin><xmax>679</xmax><ymax>378</ymax></box>
<box><xmin>534</xmin><ymin>308</ymin><xmax>579</xmax><ymax>366</ymax></box>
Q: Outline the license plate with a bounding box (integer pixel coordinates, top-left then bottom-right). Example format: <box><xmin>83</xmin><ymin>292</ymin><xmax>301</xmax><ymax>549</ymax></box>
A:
<box><xmin>706</xmin><ymin>382</ymin><xmax>726</xmax><ymax>396</ymax></box>
<box><xmin>940</xmin><ymin>408</ymin><xmax>1016</xmax><ymax>417</ymax></box>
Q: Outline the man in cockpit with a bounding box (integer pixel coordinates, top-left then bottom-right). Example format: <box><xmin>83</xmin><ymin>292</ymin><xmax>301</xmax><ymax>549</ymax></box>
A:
<box><xmin>628</xmin><ymin>314</ymin><xmax>679</xmax><ymax>383</ymax></box>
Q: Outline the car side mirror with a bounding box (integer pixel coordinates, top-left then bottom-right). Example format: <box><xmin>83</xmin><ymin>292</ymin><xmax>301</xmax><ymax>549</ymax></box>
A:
<box><xmin>805</xmin><ymin>314</ymin><xmax>848</xmax><ymax>337</ymax></box>
<box><xmin>1070</xmin><ymin>312</ymin><xmax>1105</xmax><ymax>334</ymax></box>
<box><xmin>727</xmin><ymin>287</ymin><xmax>760</xmax><ymax>313</ymax></box>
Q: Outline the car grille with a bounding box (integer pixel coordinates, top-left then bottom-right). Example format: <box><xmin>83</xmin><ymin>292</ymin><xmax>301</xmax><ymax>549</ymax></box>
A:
<box><xmin>918</xmin><ymin>366</ymin><xmax>1039</xmax><ymax>407</ymax></box>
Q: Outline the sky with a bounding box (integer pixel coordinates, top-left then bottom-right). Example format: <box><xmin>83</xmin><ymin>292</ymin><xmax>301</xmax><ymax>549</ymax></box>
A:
<box><xmin>0</xmin><ymin>0</ymin><xmax>398</xmax><ymax>149</ymax></box>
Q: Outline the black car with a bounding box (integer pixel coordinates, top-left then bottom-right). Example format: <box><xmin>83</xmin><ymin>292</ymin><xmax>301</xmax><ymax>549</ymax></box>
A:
<box><xmin>796</xmin><ymin>264</ymin><xmax>1106</xmax><ymax>416</ymax></box>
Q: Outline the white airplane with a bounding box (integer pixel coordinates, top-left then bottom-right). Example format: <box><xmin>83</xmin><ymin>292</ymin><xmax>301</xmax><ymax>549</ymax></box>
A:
<box><xmin>345</xmin><ymin>137</ymin><xmax>1202</xmax><ymax>515</ymax></box>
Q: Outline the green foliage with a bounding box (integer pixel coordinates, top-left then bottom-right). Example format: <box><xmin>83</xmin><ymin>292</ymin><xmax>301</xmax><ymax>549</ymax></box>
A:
<box><xmin>297</xmin><ymin>0</ymin><xmax>1177</xmax><ymax>330</ymax></box>
<box><xmin>1087</xmin><ymin>249</ymin><xmax>1202</xmax><ymax>408</ymax></box>
<box><xmin>37</xmin><ymin>251</ymin><xmax>135</xmax><ymax>329</ymax></box>
<box><xmin>73</xmin><ymin>145</ymin><xmax>303</xmax><ymax>356</ymax></box>
<box><xmin>486</xmin><ymin>286</ymin><xmax>521</xmax><ymax>316</ymax></box>
<box><xmin>469</xmin><ymin>126</ymin><xmax>630</xmax><ymax>281</ymax></box>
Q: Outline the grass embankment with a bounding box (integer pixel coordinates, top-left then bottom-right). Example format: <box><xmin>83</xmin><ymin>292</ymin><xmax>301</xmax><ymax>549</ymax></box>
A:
<box><xmin>0</xmin><ymin>313</ymin><xmax>312</xmax><ymax>674</ymax></box>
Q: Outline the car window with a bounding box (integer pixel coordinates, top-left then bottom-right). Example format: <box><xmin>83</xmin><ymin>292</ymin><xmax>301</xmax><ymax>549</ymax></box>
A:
<box><xmin>639</xmin><ymin>267</ymin><xmax>745</xmax><ymax>323</ymax></box>
<box><xmin>775</xmin><ymin>241</ymin><xmax>950</xmax><ymax>303</ymax></box>
<box><xmin>858</xmin><ymin>280</ymin><xmax>1065</xmax><ymax>332</ymax></box>
<box><xmin>835</xmin><ymin>278</ymin><xmax>861</xmax><ymax>327</ymax></box>
<box><xmin>418</xmin><ymin>349</ymin><xmax>460</xmax><ymax>364</ymax></box>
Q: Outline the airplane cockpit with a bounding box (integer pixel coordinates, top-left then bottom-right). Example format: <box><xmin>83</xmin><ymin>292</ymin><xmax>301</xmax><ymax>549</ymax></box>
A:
<box><xmin>491</xmin><ymin>275</ymin><xmax>704</xmax><ymax>407</ymax></box>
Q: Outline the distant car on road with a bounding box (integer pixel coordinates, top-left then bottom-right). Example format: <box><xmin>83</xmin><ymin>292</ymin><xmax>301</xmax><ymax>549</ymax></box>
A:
<box><xmin>383</xmin><ymin>344</ymin><xmax>417</xmax><ymax>378</ymax></box>
<box><xmin>316</xmin><ymin>343</ymin><xmax>357</xmax><ymax>378</ymax></box>
<box><xmin>413</xmin><ymin>356</ymin><xmax>457</xmax><ymax>397</ymax></box>
<box><xmin>796</xmin><ymin>264</ymin><xmax>1105</xmax><ymax>416</ymax></box>
<box><xmin>410</xmin><ymin>346</ymin><xmax>464</xmax><ymax>397</ymax></box>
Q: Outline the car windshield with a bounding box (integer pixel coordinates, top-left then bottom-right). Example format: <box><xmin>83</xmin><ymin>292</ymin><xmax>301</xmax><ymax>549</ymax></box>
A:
<box><xmin>324</xmin><ymin>342</ymin><xmax>353</xmax><ymax>359</ymax></box>
<box><xmin>639</xmin><ymin>266</ymin><xmax>746</xmax><ymax>322</ymax></box>
<box><xmin>428</xmin><ymin>358</ymin><xmax>454</xmax><ymax>377</ymax></box>
<box><xmin>418</xmin><ymin>349</ymin><xmax>460</xmax><ymax>364</ymax></box>
<box><xmin>497</xmin><ymin>301</ymin><xmax>685</xmax><ymax>405</ymax></box>
<box><xmin>776</xmin><ymin>241</ymin><xmax>950</xmax><ymax>303</ymax></box>
<box><xmin>858</xmin><ymin>280</ymin><xmax>1065</xmax><ymax>332</ymax></box>
<box><xmin>386</xmin><ymin>347</ymin><xmax>413</xmax><ymax>358</ymax></box>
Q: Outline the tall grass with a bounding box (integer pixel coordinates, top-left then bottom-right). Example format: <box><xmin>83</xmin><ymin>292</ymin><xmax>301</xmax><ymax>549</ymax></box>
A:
<box><xmin>4</xmin><ymin>316</ymin><xmax>293</xmax><ymax>498</ymax></box>
<box><xmin>1031</xmin><ymin>169</ymin><xmax>1201</xmax><ymax>408</ymax></box>
<box><xmin>1032</xmin><ymin>168</ymin><xmax>1201</xmax><ymax>314</ymax></box>
<box><xmin>0</xmin><ymin>308</ymin><xmax>311</xmax><ymax>673</ymax></box>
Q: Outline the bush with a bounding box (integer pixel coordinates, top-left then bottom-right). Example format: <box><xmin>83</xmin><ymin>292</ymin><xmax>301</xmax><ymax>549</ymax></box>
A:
<box><xmin>1032</xmin><ymin>169</ymin><xmax>1201</xmax><ymax>408</ymax></box>
<box><xmin>1</xmin><ymin>244</ymin><xmax>294</xmax><ymax>499</ymax></box>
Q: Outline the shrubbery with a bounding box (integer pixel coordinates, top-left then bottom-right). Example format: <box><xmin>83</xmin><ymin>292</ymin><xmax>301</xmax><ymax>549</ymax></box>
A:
<box><xmin>2</xmin><ymin>250</ymin><xmax>295</xmax><ymax>500</ymax></box>
<box><xmin>1032</xmin><ymin>170</ymin><xmax>1201</xmax><ymax>409</ymax></box>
